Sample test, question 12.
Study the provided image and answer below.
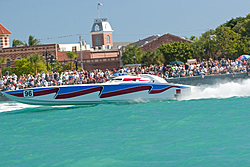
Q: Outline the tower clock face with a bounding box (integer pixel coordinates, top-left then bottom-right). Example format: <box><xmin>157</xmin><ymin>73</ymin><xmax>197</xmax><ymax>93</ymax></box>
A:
<box><xmin>95</xmin><ymin>24</ymin><xmax>100</xmax><ymax>31</ymax></box>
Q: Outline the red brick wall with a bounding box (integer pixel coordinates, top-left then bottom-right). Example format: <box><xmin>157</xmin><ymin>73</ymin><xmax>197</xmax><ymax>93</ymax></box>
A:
<box><xmin>81</xmin><ymin>57</ymin><xmax>120</xmax><ymax>71</ymax></box>
<box><xmin>92</xmin><ymin>33</ymin><xmax>113</xmax><ymax>47</ymax></box>
<box><xmin>58</xmin><ymin>50</ymin><xmax>120</xmax><ymax>71</ymax></box>
<box><xmin>57</xmin><ymin>50</ymin><xmax>92</xmax><ymax>62</ymax></box>
<box><xmin>0</xmin><ymin>44</ymin><xmax>57</xmax><ymax>67</ymax></box>
<box><xmin>103</xmin><ymin>33</ymin><xmax>113</xmax><ymax>46</ymax></box>
<box><xmin>141</xmin><ymin>33</ymin><xmax>193</xmax><ymax>52</ymax></box>
<box><xmin>0</xmin><ymin>43</ymin><xmax>120</xmax><ymax>71</ymax></box>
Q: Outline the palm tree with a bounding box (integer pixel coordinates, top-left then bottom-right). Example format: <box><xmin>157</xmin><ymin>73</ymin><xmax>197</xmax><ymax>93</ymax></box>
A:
<box><xmin>121</xmin><ymin>45</ymin><xmax>144</xmax><ymax>65</ymax></box>
<box><xmin>12</xmin><ymin>36</ymin><xmax>40</xmax><ymax>47</ymax></box>
<box><xmin>12</xmin><ymin>39</ymin><xmax>25</xmax><ymax>47</ymax></box>
<box><xmin>0</xmin><ymin>57</ymin><xmax>6</xmax><ymax>79</ymax></box>
<box><xmin>27</xmin><ymin>53</ymin><xmax>43</xmax><ymax>75</ymax></box>
<box><xmin>28</xmin><ymin>35</ymin><xmax>40</xmax><ymax>46</ymax></box>
<box><xmin>66</xmin><ymin>52</ymin><xmax>78</xmax><ymax>70</ymax></box>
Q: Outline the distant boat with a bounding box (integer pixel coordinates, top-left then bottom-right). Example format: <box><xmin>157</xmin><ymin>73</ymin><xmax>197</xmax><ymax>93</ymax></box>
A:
<box><xmin>2</xmin><ymin>74</ymin><xmax>190</xmax><ymax>105</ymax></box>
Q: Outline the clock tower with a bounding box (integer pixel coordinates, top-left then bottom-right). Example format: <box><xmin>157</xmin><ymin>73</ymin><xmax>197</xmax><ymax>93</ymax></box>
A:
<box><xmin>90</xmin><ymin>18</ymin><xmax>113</xmax><ymax>49</ymax></box>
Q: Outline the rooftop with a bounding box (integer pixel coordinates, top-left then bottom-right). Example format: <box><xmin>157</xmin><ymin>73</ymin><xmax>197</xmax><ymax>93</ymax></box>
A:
<box><xmin>91</xmin><ymin>18</ymin><xmax>113</xmax><ymax>33</ymax></box>
<box><xmin>0</xmin><ymin>24</ymin><xmax>11</xmax><ymax>35</ymax></box>
<box><xmin>94</xmin><ymin>18</ymin><xmax>108</xmax><ymax>23</ymax></box>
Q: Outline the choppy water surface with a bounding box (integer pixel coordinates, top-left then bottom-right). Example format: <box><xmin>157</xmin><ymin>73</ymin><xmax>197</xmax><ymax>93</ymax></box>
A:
<box><xmin>1</xmin><ymin>80</ymin><xmax>250</xmax><ymax>166</ymax></box>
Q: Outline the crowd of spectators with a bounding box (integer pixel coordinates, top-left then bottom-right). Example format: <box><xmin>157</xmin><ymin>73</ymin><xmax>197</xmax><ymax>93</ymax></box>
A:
<box><xmin>1</xmin><ymin>58</ymin><xmax>250</xmax><ymax>91</ymax></box>
<box><xmin>161</xmin><ymin>58</ymin><xmax>250</xmax><ymax>78</ymax></box>
<box><xmin>0</xmin><ymin>69</ymin><xmax>110</xmax><ymax>91</ymax></box>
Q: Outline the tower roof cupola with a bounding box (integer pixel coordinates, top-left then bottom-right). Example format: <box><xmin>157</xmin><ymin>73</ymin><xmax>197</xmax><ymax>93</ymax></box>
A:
<box><xmin>91</xmin><ymin>18</ymin><xmax>113</xmax><ymax>34</ymax></box>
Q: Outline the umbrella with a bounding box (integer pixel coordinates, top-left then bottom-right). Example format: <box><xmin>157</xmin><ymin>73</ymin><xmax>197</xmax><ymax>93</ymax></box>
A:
<box><xmin>237</xmin><ymin>55</ymin><xmax>250</xmax><ymax>60</ymax></box>
<box><xmin>169</xmin><ymin>61</ymin><xmax>184</xmax><ymax>65</ymax></box>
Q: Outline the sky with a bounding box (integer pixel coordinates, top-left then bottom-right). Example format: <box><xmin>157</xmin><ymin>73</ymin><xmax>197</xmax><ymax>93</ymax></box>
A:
<box><xmin>2</xmin><ymin>0</ymin><xmax>250</xmax><ymax>46</ymax></box>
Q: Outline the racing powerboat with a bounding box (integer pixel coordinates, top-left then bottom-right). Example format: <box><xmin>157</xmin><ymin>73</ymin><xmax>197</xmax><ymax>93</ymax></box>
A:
<box><xmin>2</xmin><ymin>74</ymin><xmax>190</xmax><ymax>105</ymax></box>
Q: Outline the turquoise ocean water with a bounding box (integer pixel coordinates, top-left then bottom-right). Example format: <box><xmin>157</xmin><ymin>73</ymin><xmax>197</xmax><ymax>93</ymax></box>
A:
<box><xmin>1</xmin><ymin>80</ymin><xmax>250</xmax><ymax>166</ymax></box>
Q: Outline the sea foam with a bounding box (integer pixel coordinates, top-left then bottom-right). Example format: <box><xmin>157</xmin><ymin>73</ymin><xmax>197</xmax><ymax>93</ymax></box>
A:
<box><xmin>179</xmin><ymin>78</ymin><xmax>250</xmax><ymax>100</ymax></box>
<box><xmin>0</xmin><ymin>102</ymin><xmax>39</xmax><ymax>113</ymax></box>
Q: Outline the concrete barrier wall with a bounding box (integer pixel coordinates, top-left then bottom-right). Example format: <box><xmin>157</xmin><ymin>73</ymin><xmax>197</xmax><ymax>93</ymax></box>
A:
<box><xmin>166</xmin><ymin>73</ymin><xmax>250</xmax><ymax>86</ymax></box>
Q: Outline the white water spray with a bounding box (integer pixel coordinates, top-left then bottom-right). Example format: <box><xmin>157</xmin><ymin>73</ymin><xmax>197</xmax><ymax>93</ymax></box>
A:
<box><xmin>0</xmin><ymin>102</ymin><xmax>39</xmax><ymax>113</ymax></box>
<box><xmin>179</xmin><ymin>79</ymin><xmax>250</xmax><ymax>100</ymax></box>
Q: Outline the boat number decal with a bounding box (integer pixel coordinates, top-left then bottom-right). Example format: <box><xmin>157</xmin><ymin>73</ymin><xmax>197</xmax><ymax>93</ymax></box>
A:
<box><xmin>23</xmin><ymin>90</ymin><xmax>34</xmax><ymax>98</ymax></box>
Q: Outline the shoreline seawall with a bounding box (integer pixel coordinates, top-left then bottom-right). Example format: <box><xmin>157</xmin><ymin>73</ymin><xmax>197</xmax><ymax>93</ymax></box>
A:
<box><xmin>166</xmin><ymin>73</ymin><xmax>250</xmax><ymax>86</ymax></box>
<box><xmin>1</xmin><ymin>73</ymin><xmax>249</xmax><ymax>102</ymax></box>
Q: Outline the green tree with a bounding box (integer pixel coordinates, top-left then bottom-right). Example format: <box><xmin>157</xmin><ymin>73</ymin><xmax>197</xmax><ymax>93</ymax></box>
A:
<box><xmin>237</xmin><ymin>36</ymin><xmax>250</xmax><ymax>56</ymax></box>
<box><xmin>63</xmin><ymin>62</ymin><xmax>76</xmax><ymax>71</ymax></box>
<box><xmin>221</xmin><ymin>14</ymin><xmax>250</xmax><ymax>37</ymax></box>
<box><xmin>121</xmin><ymin>45</ymin><xmax>144</xmax><ymax>65</ymax></box>
<box><xmin>158</xmin><ymin>42</ymin><xmax>193</xmax><ymax>64</ymax></box>
<box><xmin>190</xmin><ymin>36</ymin><xmax>198</xmax><ymax>41</ymax></box>
<box><xmin>221</xmin><ymin>16</ymin><xmax>246</xmax><ymax>30</ymax></box>
<box><xmin>0</xmin><ymin>57</ymin><xmax>6</xmax><ymax>78</ymax></box>
<box><xmin>141</xmin><ymin>50</ymin><xmax>164</xmax><ymax>66</ymax></box>
<box><xmin>190</xmin><ymin>40</ymin><xmax>205</xmax><ymax>62</ymax></box>
<box><xmin>238</xmin><ymin>19</ymin><xmax>250</xmax><ymax>37</ymax></box>
<box><xmin>198</xmin><ymin>30</ymin><xmax>220</xmax><ymax>60</ymax></box>
<box><xmin>28</xmin><ymin>35</ymin><xmax>40</xmax><ymax>46</ymax></box>
<box><xmin>2</xmin><ymin>67</ymin><xmax>16</xmax><ymax>76</ymax></box>
<box><xmin>66</xmin><ymin>51</ymin><xmax>78</xmax><ymax>70</ymax></box>
<box><xmin>27</xmin><ymin>53</ymin><xmax>44</xmax><ymax>75</ymax></box>
<box><xmin>13</xmin><ymin>58</ymin><xmax>33</xmax><ymax>76</ymax></box>
<box><xmin>12</xmin><ymin>39</ymin><xmax>25</xmax><ymax>47</ymax></box>
<box><xmin>215</xmin><ymin>26</ymin><xmax>243</xmax><ymax>59</ymax></box>
<box><xmin>14</xmin><ymin>57</ymin><xmax>47</xmax><ymax>76</ymax></box>
<box><xmin>52</xmin><ymin>60</ymin><xmax>63</xmax><ymax>73</ymax></box>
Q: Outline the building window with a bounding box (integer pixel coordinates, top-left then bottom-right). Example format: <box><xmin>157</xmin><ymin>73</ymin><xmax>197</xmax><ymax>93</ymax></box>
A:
<box><xmin>4</xmin><ymin>37</ymin><xmax>8</xmax><ymax>46</ymax></box>
<box><xmin>95</xmin><ymin>36</ymin><xmax>101</xmax><ymax>46</ymax></box>
<box><xmin>72</xmin><ymin>46</ymin><xmax>77</xmax><ymax>52</ymax></box>
<box><xmin>106</xmin><ymin>35</ymin><xmax>110</xmax><ymax>45</ymax></box>
<box><xmin>7</xmin><ymin>59</ymin><xmax>10</xmax><ymax>67</ymax></box>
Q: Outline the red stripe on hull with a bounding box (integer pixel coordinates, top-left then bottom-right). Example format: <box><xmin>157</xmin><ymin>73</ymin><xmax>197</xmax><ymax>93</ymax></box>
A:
<box><xmin>7</xmin><ymin>92</ymin><xmax>23</xmax><ymax>97</ymax></box>
<box><xmin>7</xmin><ymin>88</ymin><xmax>59</xmax><ymax>97</ymax></box>
<box><xmin>55</xmin><ymin>86</ymin><xmax>103</xmax><ymax>99</ymax></box>
<box><xmin>100</xmin><ymin>86</ymin><xmax>151</xmax><ymax>98</ymax></box>
<box><xmin>149</xmin><ymin>86</ymin><xmax>184</xmax><ymax>94</ymax></box>
<box><xmin>34</xmin><ymin>88</ymin><xmax>59</xmax><ymax>96</ymax></box>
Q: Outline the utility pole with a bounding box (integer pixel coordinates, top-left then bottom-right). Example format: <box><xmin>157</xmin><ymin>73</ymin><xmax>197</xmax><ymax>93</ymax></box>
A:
<box><xmin>79</xmin><ymin>35</ymin><xmax>83</xmax><ymax>69</ymax></box>
<box><xmin>75</xmin><ymin>57</ymin><xmax>78</xmax><ymax>71</ymax></box>
<box><xmin>46</xmin><ymin>49</ymin><xmax>48</xmax><ymax>71</ymax></box>
<box><xmin>50</xmin><ymin>54</ymin><xmax>54</xmax><ymax>71</ymax></box>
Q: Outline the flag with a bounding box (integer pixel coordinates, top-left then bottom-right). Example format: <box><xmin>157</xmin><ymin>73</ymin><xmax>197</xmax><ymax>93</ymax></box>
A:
<box><xmin>98</xmin><ymin>2</ymin><xmax>102</xmax><ymax>6</ymax></box>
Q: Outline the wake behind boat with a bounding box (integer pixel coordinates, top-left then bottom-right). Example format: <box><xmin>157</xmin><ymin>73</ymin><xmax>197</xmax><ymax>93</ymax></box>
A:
<box><xmin>2</xmin><ymin>74</ymin><xmax>190</xmax><ymax>105</ymax></box>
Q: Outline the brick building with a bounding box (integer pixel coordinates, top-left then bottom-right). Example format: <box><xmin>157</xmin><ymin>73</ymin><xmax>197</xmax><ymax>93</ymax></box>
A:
<box><xmin>0</xmin><ymin>44</ymin><xmax>57</xmax><ymax>68</ymax></box>
<box><xmin>57</xmin><ymin>18</ymin><xmax>121</xmax><ymax>71</ymax></box>
<box><xmin>57</xmin><ymin>49</ymin><xmax>121</xmax><ymax>71</ymax></box>
<box><xmin>0</xmin><ymin>19</ymin><xmax>121</xmax><ymax>71</ymax></box>
<box><xmin>132</xmin><ymin>33</ymin><xmax>193</xmax><ymax>52</ymax></box>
